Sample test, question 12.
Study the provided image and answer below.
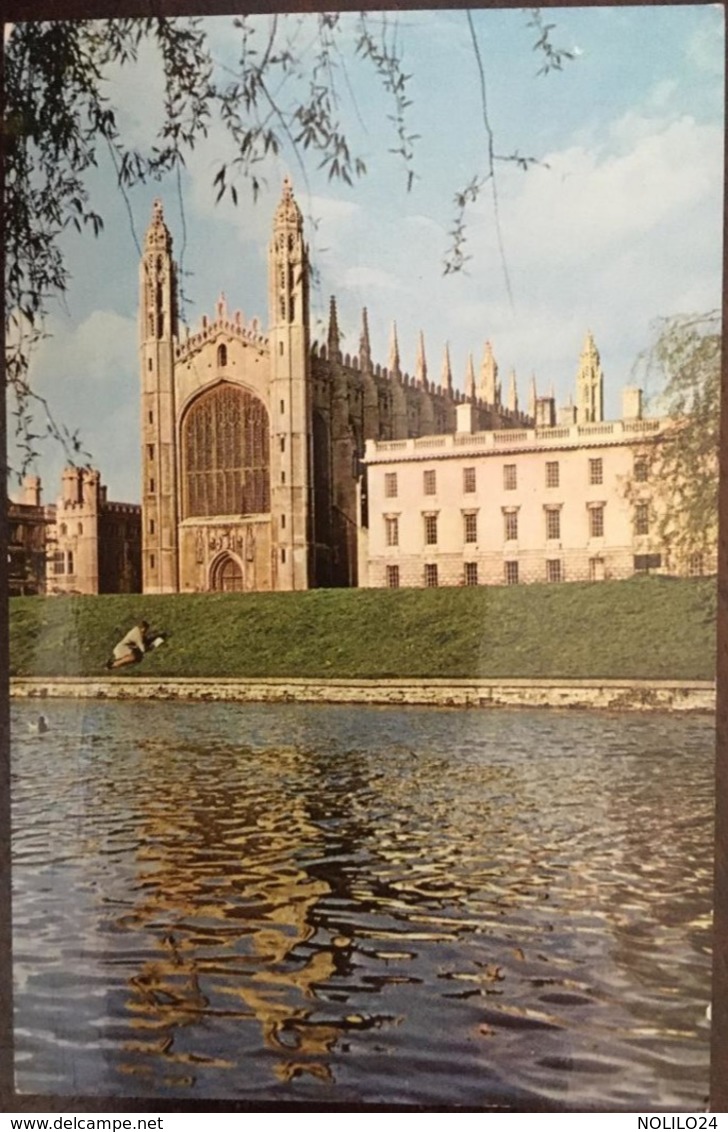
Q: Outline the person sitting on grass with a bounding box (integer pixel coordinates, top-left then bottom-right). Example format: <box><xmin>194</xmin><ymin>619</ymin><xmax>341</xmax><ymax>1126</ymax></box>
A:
<box><xmin>105</xmin><ymin>620</ymin><xmax>151</xmax><ymax>671</ymax></box>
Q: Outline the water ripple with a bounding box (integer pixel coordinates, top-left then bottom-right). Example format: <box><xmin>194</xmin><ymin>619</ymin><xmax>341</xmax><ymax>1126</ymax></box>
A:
<box><xmin>11</xmin><ymin>701</ymin><xmax>712</xmax><ymax>1108</ymax></box>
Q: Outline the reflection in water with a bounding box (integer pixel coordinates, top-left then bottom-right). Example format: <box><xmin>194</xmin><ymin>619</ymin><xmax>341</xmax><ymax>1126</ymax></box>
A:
<box><xmin>12</xmin><ymin>702</ymin><xmax>712</xmax><ymax>1108</ymax></box>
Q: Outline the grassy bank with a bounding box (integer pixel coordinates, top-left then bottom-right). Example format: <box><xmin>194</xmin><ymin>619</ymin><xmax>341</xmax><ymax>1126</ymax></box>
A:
<box><xmin>8</xmin><ymin>577</ymin><xmax>716</xmax><ymax>681</ymax></box>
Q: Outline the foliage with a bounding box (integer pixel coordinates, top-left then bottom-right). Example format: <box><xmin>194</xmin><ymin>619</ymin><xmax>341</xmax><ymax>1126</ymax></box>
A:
<box><xmin>9</xmin><ymin>576</ymin><xmax>716</xmax><ymax>681</ymax></box>
<box><xmin>630</xmin><ymin>312</ymin><xmax>721</xmax><ymax>569</ymax></box>
<box><xmin>4</xmin><ymin>11</ymin><xmax>573</xmax><ymax>475</ymax></box>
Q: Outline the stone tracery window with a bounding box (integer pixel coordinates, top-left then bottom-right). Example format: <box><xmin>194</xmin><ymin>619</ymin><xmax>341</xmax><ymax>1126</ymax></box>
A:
<box><xmin>183</xmin><ymin>383</ymin><xmax>270</xmax><ymax>518</ymax></box>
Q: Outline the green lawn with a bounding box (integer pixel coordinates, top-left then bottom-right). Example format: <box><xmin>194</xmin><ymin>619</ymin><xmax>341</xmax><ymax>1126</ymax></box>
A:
<box><xmin>8</xmin><ymin>576</ymin><xmax>717</xmax><ymax>681</ymax></box>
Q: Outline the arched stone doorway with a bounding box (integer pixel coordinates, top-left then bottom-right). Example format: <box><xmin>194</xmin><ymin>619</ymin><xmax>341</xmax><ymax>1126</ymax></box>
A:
<box><xmin>210</xmin><ymin>553</ymin><xmax>244</xmax><ymax>592</ymax></box>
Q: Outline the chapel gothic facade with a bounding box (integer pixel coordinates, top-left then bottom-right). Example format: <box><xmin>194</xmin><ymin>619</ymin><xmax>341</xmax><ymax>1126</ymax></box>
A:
<box><xmin>140</xmin><ymin>179</ymin><xmax>532</xmax><ymax>593</ymax></box>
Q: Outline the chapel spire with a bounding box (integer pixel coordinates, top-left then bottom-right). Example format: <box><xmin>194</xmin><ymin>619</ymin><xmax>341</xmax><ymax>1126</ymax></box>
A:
<box><xmin>389</xmin><ymin>322</ymin><xmax>402</xmax><ymax>379</ymax></box>
<box><xmin>528</xmin><ymin>373</ymin><xmax>538</xmax><ymax>419</ymax></box>
<box><xmin>327</xmin><ymin>296</ymin><xmax>341</xmax><ymax>360</ymax></box>
<box><xmin>415</xmin><ymin>331</ymin><xmax>428</xmax><ymax>386</ymax></box>
<box><xmin>480</xmin><ymin>341</ymin><xmax>498</xmax><ymax>403</ymax></box>
<box><xmin>359</xmin><ymin>307</ymin><xmax>372</xmax><ymax>373</ymax></box>
<box><xmin>441</xmin><ymin>343</ymin><xmax>453</xmax><ymax>394</ymax></box>
<box><xmin>465</xmin><ymin>354</ymin><xmax>477</xmax><ymax>401</ymax></box>
<box><xmin>507</xmin><ymin>368</ymin><xmax>519</xmax><ymax>414</ymax></box>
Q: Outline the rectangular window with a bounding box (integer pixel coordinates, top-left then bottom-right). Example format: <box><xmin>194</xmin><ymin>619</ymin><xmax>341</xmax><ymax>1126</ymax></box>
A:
<box><xmin>53</xmin><ymin>551</ymin><xmax>65</xmax><ymax>575</ymax></box>
<box><xmin>280</xmin><ymin>436</ymin><xmax>286</xmax><ymax>452</ymax></box>
<box><xmin>546</xmin><ymin>508</ymin><xmax>561</xmax><ymax>540</ymax></box>
<box><xmin>385</xmin><ymin>516</ymin><xmax>399</xmax><ymax>547</ymax></box>
<box><xmin>280</xmin><ymin>400</ymin><xmax>285</xmax><ymax>414</ymax></box>
<box><xmin>504</xmin><ymin>560</ymin><xmax>519</xmax><ymax>585</ymax></box>
<box><xmin>463</xmin><ymin>467</ymin><xmax>476</xmax><ymax>493</ymax></box>
<box><xmin>423</xmin><ymin>469</ymin><xmax>437</xmax><ymax>495</ymax></box>
<box><xmin>386</xmin><ymin>565</ymin><xmax>400</xmax><ymax>588</ymax></box>
<box><xmin>688</xmin><ymin>552</ymin><xmax>704</xmax><ymax>577</ymax></box>
<box><xmin>148</xmin><ymin>359</ymin><xmax>153</xmax><ymax>371</ymax></box>
<box><xmin>589</xmin><ymin>557</ymin><xmax>605</xmax><ymax>582</ymax></box>
<box><xmin>504</xmin><ymin>511</ymin><xmax>518</xmax><ymax>541</ymax></box>
<box><xmin>67</xmin><ymin>551</ymin><xmax>74</xmax><ymax>575</ymax></box>
<box><xmin>589</xmin><ymin>505</ymin><xmax>604</xmax><ymax>538</ymax></box>
<box><xmin>464</xmin><ymin>562</ymin><xmax>478</xmax><ymax>586</ymax></box>
<box><xmin>281</xmin><ymin>548</ymin><xmax>286</xmax><ymax>564</ymax></box>
<box><xmin>634</xmin><ymin>457</ymin><xmax>649</xmax><ymax>483</ymax></box>
<box><xmin>589</xmin><ymin>457</ymin><xmax>603</xmax><ymax>485</ymax></box>
<box><xmin>503</xmin><ymin>464</ymin><xmax>517</xmax><ymax>490</ymax></box>
<box><xmin>385</xmin><ymin>472</ymin><xmax>398</xmax><ymax>498</ymax></box>
<box><xmin>149</xmin><ymin>478</ymin><xmax>155</xmax><ymax>493</ymax></box>
<box><xmin>463</xmin><ymin>512</ymin><xmax>478</xmax><ymax>543</ymax></box>
<box><xmin>634</xmin><ymin>553</ymin><xmax>662</xmax><ymax>573</ymax></box>
<box><xmin>149</xmin><ymin>519</ymin><xmax>155</xmax><ymax>535</ymax></box>
<box><xmin>150</xmin><ymin>553</ymin><xmax>155</xmax><ymax>570</ymax></box>
<box><xmin>281</xmin><ymin>471</ymin><xmax>286</xmax><ymax>484</ymax></box>
<box><xmin>281</xmin><ymin>514</ymin><xmax>286</xmax><ymax>529</ymax></box>
<box><xmin>546</xmin><ymin>559</ymin><xmax>562</xmax><ymax>583</ymax></box>
<box><xmin>634</xmin><ymin>502</ymin><xmax>650</xmax><ymax>535</ymax></box>
<box><xmin>424</xmin><ymin>563</ymin><xmax>439</xmax><ymax>588</ymax></box>
<box><xmin>148</xmin><ymin>410</ymin><xmax>153</xmax><ymax>424</ymax></box>
<box><xmin>147</xmin><ymin>444</ymin><xmax>154</xmax><ymax>460</ymax></box>
<box><xmin>546</xmin><ymin>461</ymin><xmax>559</xmax><ymax>488</ymax></box>
<box><xmin>424</xmin><ymin>514</ymin><xmax>438</xmax><ymax>545</ymax></box>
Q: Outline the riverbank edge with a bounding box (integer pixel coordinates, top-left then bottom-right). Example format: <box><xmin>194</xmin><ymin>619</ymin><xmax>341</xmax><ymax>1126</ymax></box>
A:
<box><xmin>9</xmin><ymin>676</ymin><xmax>716</xmax><ymax>712</ymax></box>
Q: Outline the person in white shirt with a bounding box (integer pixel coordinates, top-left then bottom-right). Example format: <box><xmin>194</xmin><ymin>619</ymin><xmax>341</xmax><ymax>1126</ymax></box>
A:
<box><xmin>105</xmin><ymin>620</ymin><xmax>150</xmax><ymax>670</ymax></box>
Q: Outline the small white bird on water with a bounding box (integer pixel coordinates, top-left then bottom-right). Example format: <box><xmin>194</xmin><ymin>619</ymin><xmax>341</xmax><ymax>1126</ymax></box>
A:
<box><xmin>28</xmin><ymin>714</ymin><xmax>49</xmax><ymax>735</ymax></box>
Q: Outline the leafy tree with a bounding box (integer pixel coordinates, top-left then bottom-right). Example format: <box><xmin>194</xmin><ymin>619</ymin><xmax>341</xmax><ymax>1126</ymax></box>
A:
<box><xmin>3</xmin><ymin>11</ymin><xmax>573</xmax><ymax>474</ymax></box>
<box><xmin>629</xmin><ymin>311</ymin><xmax>720</xmax><ymax>573</ymax></box>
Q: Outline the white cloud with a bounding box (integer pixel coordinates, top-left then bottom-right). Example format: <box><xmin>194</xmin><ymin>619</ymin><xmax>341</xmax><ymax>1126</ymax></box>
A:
<box><xmin>19</xmin><ymin>310</ymin><xmax>139</xmax><ymax>502</ymax></box>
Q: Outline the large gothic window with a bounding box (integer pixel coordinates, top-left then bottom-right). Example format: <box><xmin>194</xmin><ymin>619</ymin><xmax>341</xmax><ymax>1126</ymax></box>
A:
<box><xmin>183</xmin><ymin>383</ymin><xmax>270</xmax><ymax>517</ymax></box>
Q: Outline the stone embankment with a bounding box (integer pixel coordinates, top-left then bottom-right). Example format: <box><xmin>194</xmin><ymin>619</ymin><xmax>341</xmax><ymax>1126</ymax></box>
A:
<box><xmin>9</xmin><ymin>676</ymin><xmax>715</xmax><ymax>712</ymax></box>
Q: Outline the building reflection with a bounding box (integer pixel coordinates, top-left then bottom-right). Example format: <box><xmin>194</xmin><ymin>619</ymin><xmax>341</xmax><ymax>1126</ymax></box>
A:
<box><xmin>111</xmin><ymin>736</ymin><xmax>373</xmax><ymax>1088</ymax></box>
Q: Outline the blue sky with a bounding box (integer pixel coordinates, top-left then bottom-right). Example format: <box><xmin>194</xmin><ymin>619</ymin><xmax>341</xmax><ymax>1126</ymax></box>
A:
<box><xmin>7</xmin><ymin>6</ymin><xmax>724</xmax><ymax>504</ymax></box>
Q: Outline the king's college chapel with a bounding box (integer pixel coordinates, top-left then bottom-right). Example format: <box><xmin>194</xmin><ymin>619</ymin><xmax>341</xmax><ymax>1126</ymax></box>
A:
<box><xmin>140</xmin><ymin>178</ymin><xmax>531</xmax><ymax>593</ymax></box>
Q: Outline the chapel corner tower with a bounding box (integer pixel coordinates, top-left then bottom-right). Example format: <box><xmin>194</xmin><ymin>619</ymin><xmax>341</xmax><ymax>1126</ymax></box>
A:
<box><xmin>268</xmin><ymin>177</ymin><xmax>313</xmax><ymax>590</ymax></box>
<box><xmin>576</xmin><ymin>330</ymin><xmax>604</xmax><ymax>424</ymax></box>
<box><xmin>140</xmin><ymin>199</ymin><xmax>179</xmax><ymax>593</ymax></box>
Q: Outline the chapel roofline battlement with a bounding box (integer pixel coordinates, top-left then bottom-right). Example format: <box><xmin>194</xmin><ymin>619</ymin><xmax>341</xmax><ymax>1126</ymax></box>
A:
<box><xmin>309</xmin><ymin>339</ymin><xmax>533</xmax><ymax>426</ymax></box>
<box><xmin>174</xmin><ymin>296</ymin><xmax>269</xmax><ymax>363</ymax></box>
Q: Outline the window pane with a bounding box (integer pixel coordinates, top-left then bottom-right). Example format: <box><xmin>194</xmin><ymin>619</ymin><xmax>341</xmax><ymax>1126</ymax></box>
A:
<box><xmin>424</xmin><ymin>514</ymin><xmax>438</xmax><ymax>544</ymax></box>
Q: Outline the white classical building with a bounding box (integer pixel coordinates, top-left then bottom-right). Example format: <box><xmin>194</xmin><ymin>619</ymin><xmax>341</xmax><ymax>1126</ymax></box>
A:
<box><xmin>360</xmin><ymin>341</ymin><xmax>709</xmax><ymax>589</ymax></box>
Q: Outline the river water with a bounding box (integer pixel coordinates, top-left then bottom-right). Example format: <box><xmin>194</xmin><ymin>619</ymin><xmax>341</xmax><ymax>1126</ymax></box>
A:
<box><xmin>11</xmin><ymin>700</ymin><xmax>713</xmax><ymax>1109</ymax></box>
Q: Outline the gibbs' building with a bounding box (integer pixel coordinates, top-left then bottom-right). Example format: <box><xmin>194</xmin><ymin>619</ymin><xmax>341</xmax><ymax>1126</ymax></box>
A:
<box><xmin>140</xmin><ymin>178</ymin><xmax>529</xmax><ymax>593</ymax></box>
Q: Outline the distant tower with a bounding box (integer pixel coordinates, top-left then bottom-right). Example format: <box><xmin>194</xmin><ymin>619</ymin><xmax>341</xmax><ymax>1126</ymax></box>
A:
<box><xmin>268</xmin><ymin>177</ymin><xmax>312</xmax><ymax>590</ymax></box>
<box><xmin>576</xmin><ymin>330</ymin><xmax>604</xmax><ymax>423</ymax></box>
<box><xmin>140</xmin><ymin>199</ymin><xmax>178</xmax><ymax>593</ymax></box>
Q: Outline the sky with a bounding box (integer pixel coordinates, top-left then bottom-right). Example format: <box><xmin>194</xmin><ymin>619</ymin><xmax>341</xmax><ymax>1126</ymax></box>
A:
<box><xmin>6</xmin><ymin>5</ymin><xmax>725</xmax><ymax>504</ymax></box>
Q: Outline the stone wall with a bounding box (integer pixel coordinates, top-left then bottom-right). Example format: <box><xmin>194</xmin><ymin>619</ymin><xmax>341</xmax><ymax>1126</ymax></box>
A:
<box><xmin>10</xmin><ymin>676</ymin><xmax>715</xmax><ymax>712</ymax></box>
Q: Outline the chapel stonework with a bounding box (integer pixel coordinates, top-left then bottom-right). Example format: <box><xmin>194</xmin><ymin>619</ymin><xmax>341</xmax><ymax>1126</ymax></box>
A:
<box><xmin>140</xmin><ymin>179</ymin><xmax>531</xmax><ymax>593</ymax></box>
